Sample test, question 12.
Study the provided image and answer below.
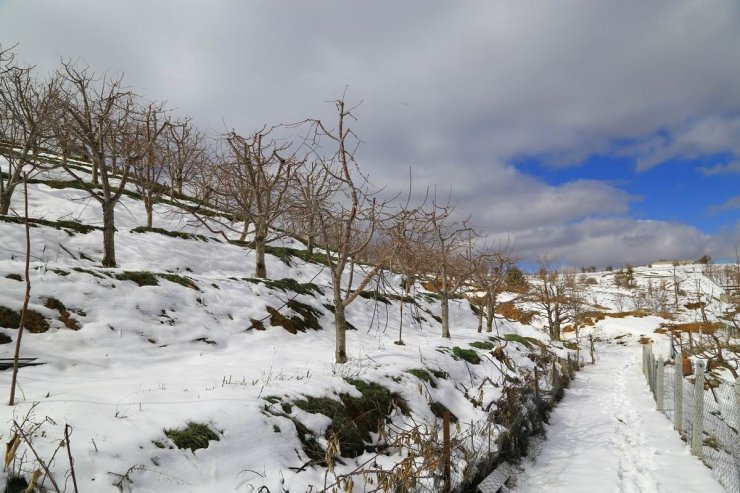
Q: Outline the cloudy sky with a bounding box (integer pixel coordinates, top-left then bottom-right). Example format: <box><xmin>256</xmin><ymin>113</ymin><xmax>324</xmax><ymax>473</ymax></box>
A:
<box><xmin>2</xmin><ymin>0</ymin><xmax>739</xmax><ymax>268</ymax></box>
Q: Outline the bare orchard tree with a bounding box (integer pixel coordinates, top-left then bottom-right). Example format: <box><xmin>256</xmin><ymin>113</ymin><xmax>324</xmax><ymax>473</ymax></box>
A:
<box><xmin>387</xmin><ymin>200</ymin><xmax>433</xmax><ymax>345</ymax></box>
<box><xmin>473</xmin><ymin>241</ymin><xmax>517</xmax><ymax>334</ymax></box>
<box><xmin>311</xmin><ymin>98</ymin><xmax>412</xmax><ymax>363</ymax></box>
<box><xmin>288</xmin><ymin>159</ymin><xmax>335</xmax><ymax>253</ymax></box>
<box><xmin>425</xmin><ymin>197</ymin><xmax>479</xmax><ymax>339</ymax></box>
<box><xmin>0</xmin><ymin>63</ymin><xmax>63</xmax><ymax>215</ymax></box>
<box><xmin>129</xmin><ymin>101</ymin><xmax>170</xmax><ymax>228</ymax></box>
<box><xmin>217</xmin><ymin>124</ymin><xmax>304</xmax><ymax>278</ymax></box>
<box><xmin>57</xmin><ymin>61</ymin><xmax>138</xmax><ymax>267</ymax></box>
<box><xmin>528</xmin><ymin>258</ymin><xmax>572</xmax><ymax>341</ymax></box>
<box><xmin>165</xmin><ymin>116</ymin><xmax>207</xmax><ymax>199</ymax></box>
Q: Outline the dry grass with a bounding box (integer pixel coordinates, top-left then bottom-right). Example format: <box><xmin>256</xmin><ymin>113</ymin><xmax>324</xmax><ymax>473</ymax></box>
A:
<box><xmin>495</xmin><ymin>301</ymin><xmax>535</xmax><ymax>325</ymax></box>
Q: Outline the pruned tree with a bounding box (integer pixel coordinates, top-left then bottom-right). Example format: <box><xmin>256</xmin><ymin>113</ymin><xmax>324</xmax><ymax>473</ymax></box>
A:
<box><xmin>218</xmin><ymin>124</ymin><xmax>303</xmax><ymax>278</ymax></box>
<box><xmin>529</xmin><ymin>259</ymin><xmax>571</xmax><ymax>341</ymax></box>
<box><xmin>472</xmin><ymin>241</ymin><xmax>516</xmax><ymax>334</ymax></box>
<box><xmin>164</xmin><ymin>116</ymin><xmax>207</xmax><ymax>199</ymax></box>
<box><xmin>0</xmin><ymin>62</ymin><xmax>63</xmax><ymax>215</ymax></box>
<box><xmin>56</xmin><ymin>61</ymin><xmax>138</xmax><ymax>267</ymax></box>
<box><xmin>129</xmin><ymin>100</ymin><xmax>170</xmax><ymax>228</ymax></box>
<box><xmin>425</xmin><ymin>197</ymin><xmax>479</xmax><ymax>339</ymax></box>
<box><xmin>310</xmin><ymin>98</ymin><xmax>411</xmax><ymax>363</ymax></box>
<box><xmin>289</xmin><ymin>159</ymin><xmax>335</xmax><ymax>253</ymax></box>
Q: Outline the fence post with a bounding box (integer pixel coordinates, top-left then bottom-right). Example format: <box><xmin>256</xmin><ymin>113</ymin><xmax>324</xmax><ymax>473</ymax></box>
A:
<box><xmin>690</xmin><ymin>360</ymin><xmax>704</xmax><ymax>458</ymax></box>
<box><xmin>735</xmin><ymin>377</ymin><xmax>740</xmax><ymax>433</ymax></box>
<box><xmin>642</xmin><ymin>344</ymin><xmax>648</xmax><ymax>376</ymax></box>
<box><xmin>674</xmin><ymin>361</ymin><xmax>683</xmax><ymax>433</ymax></box>
<box><xmin>656</xmin><ymin>357</ymin><xmax>664</xmax><ymax>411</ymax></box>
<box><xmin>443</xmin><ymin>410</ymin><xmax>451</xmax><ymax>493</ymax></box>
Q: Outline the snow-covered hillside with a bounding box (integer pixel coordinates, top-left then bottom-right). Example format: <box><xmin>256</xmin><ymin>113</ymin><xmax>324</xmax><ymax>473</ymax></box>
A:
<box><xmin>1</xmin><ymin>159</ymin><xmax>738</xmax><ymax>492</ymax></box>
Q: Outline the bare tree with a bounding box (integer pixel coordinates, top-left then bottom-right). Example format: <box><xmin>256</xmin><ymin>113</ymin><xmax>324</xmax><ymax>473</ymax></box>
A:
<box><xmin>57</xmin><ymin>61</ymin><xmax>137</xmax><ymax>267</ymax></box>
<box><xmin>425</xmin><ymin>197</ymin><xmax>478</xmax><ymax>338</ymax></box>
<box><xmin>311</xmin><ymin>98</ymin><xmax>411</xmax><ymax>363</ymax></box>
<box><xmin>164</xmin><ymin>116</ymin><xmax>206</xmax><ymax>199</ymax></box>
<box><xmin>473</xmin><ymin>241</ymin><xmax>516</xmax><ymax>334</ymax></box>
<box><xmin>528</xmin><ymin>259</ymin><xmax>572</xmax><ymax>341</ymax></box>
<box><xmin>289</xmin><ymin>159</ymin><xmax>335</xmax><ymax>253</ymax></box>
<box><xmin>217</xmin><ymin>124</ymin><xmax>303</xmax><ymax>278</ymax></box>
<box><xmin>0</xmin><ymin>63</ymin><xmax>63</xmax><ymax>215</ymax></box>
<box><xmin>129</xmin><ymin>101</ymin><xmax>170</xmax><ymax>228</ymax></box>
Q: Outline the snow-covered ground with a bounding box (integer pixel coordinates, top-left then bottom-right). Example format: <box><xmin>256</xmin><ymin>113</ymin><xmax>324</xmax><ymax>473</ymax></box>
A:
<box><xmin>513</xmin><ymin>319</ymin><xmax>726</xmax><ymax>493</ymax></box>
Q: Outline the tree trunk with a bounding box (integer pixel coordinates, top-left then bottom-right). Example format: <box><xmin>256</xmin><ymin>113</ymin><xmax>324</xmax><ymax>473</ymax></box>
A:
<box><xmin>441</xmin><ymin>292</ymin><xmax>450</xmax><ymax>338</ymax></box>
<box><xmin>92</xmin><ymin>161</ymin><xmax>99</xmax><ymax>185</ymax></box>
<box><xmin>238</xmin><ymin>220</ymin><xmax>250</xmax><ymax>242</ymax></box>
<box><xmin>101</xmin><ymin>201</ymin><xmax>117</xmax><ymax>268</ymax></box>
<box><xmin>334</xmin><ymin>301</ymin><xmax>348</xmax><ymax>363</ymax></box>
<box><xmin>254</xmin><ymin>222</ymin><xmax>267</xmax><ymax>278</ymax></box>
<box><xmin>477</xmin><ymin>306</ymin><xmax>483</xmax><ymax>333</ymax></box>
<box><xmin>145</xmin><ymin>196</ymin><xmax>153</xmax><ymax>229</ymax></box>
<box><xmin>0</xmin><ymin>187</ymin><xmax>13</xmax><ymax>215</ymax></box>
<box><xmin>306</xmin><ymin>234</ymin><xmax>314</xmax><ymax>254</ymax></box>
<box><xmin>485</xmin><ymin>302</ymin><xmax>495</xmax><ymax>333</ymax></box>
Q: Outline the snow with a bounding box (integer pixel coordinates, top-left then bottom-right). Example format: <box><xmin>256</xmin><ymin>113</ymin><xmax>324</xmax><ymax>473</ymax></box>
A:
<box><xmin>513</xmin><ymin>320</ymin><xmax>726</xmax><ymax>493</ymax></box>
<box><xmin>0</xmin><ymin>160</ymin><xmax>737</xmax><ymax>492</ymax></box>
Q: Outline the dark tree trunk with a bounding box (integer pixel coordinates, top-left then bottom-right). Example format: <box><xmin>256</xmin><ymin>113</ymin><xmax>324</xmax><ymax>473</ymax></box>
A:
<box><xmin>334</xmin><ymin>300</ymin><xmax>348</xmax><ymax>363</ymax></box>
<box><xmin>101</xmin><ymin>201</ymin><xmax>117</xmax><ymax>268</ymax></box>
<box><xmin>254</xmin><ymin>222</ymin><xmax>267</xmax><ymax>278</ymax></box>
<box><xmin>0</xmin><ymin>186</ymin><xmax>14</xmax><ymax>215</ymax></box>
<box><xmin>238</xmin><ymin>220</ymin><xmax>250</xmax><ymax>242</ymax></box>
<box><xmin>145</xmin><ymin>196</ymin><xmax>154</xmax><ymax>229</ymax></box>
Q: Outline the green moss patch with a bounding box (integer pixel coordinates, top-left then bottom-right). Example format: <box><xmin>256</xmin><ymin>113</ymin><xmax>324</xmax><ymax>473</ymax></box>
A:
<box><xmin>158</xmin><ymin>273</ymin><xmax>200</xmax><ymax>291</ymax></box>
<box><xmin>72</xmin><ymin>267</ymin><xmax>108</xmax><ymax>279</ymax></box>
<box><xmin>470</xmin><ymin>340</ymin><xmax>495</xmax><ymax>351</ymax></box>
<box><xmin>452</xmin><ymin>346</ymin><xmax>481</xmax><ymax>364</ymax></box>
<box><xmin>504</xmin><ymin>333</ymin><xmax>535</xmax><ymax>349</ymax></box>
<box><xmin>0</xmin><ymin>215</ymin><xmax>99</xmax><ymax>234</ymax></box>
<box><xmin>249</xmin><ymin>277</ymin><xmax>322</xmax><ymax>296</ymax></box>
<box><xmin>358</xmin><ymin>290</ymin><xmax>391</xmax><ymax>305</ymax></box>
<box><xmin>406</xmin><ymin>368</ymin><xmax>437</xmax><ymax>388</ymax></box>
<box><xmin>115</xmin><ymin>271</ymin><xmax>159</xmax><ymax>287</ymax></box>
<box><xmin>163</xmin><ymin>422</ymin><xmax>219</xmax><ymax>452</ymax></box>
<box><xmin>562</xmin><ymin>341</ymin><xmax>580</xmax><ymax>351</ymax></box>
<box><xmin>131</xmin><ymin>226</ymin><xmax>211</xmax><ymax>242</ymax></box>
<box><xmin>293</xmin><ymin>379</ymin><xmax>409</xmax><ymax>459</ymax></box>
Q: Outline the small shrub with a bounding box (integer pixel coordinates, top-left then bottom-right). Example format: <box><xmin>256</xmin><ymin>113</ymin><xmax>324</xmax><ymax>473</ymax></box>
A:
<box><xmin>115</xmin><ymin>271</ymin><xmax>159</xmax><ymax>287</ymax></box>
<box><xmin>163</xmin><ymin>422</ymin><xmax>219</xmax><ymax>452</ymax></box>
<box><xmin>452</xmin><ymin>346</ymin><xmax>481</xmax><ymax>364</ymax></box>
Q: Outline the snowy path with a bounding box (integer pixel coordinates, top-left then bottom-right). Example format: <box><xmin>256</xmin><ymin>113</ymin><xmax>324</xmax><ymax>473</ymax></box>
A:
<box><xmin>513</xmin><ymin>342</ymin><xmax>726</xmax><ymax>493</ymax></box>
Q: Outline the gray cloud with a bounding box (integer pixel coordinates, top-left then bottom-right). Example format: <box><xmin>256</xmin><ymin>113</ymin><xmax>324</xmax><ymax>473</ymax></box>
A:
<box><xmin>2</xmin><ymin>0</ymin><xmax>739</xmax><ymax>265</ymax></box>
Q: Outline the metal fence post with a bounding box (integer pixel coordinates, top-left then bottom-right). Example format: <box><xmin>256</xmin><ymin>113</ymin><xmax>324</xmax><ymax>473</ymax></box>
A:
<box><xmin>674</xmin><ymin>361</ymin><xmax>683</xmax><ymax>433</ymax></box>
<box><xmin>656</xmin><ymin>357</ymin><xmax>664</xmax><ymax>411</ymax></box>
<box><xmin>690</xmin><ymin>360</ymin><xmax>704</xmax><ymax>458</ymax></box>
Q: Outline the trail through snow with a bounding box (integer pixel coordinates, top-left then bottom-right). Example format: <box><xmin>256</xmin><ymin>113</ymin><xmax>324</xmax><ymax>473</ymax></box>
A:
<box><xmin>513</xmin><ymin>339</ymin><xmax>725</xmax><ymax>493</ymax></box>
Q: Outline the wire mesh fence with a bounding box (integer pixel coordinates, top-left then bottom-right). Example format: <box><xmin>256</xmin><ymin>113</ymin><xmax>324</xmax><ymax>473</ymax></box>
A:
<box><xmin>643</xmin><ymin>344</ymin><xmax>740</xmax><ymax>493</ymax></box>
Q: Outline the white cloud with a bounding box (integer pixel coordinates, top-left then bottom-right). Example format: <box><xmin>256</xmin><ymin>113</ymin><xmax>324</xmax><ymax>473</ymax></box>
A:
<box><xmin>699</xmin><ymin>160</ymin><xmax>740</xmax><ymax>176</ymax></box>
